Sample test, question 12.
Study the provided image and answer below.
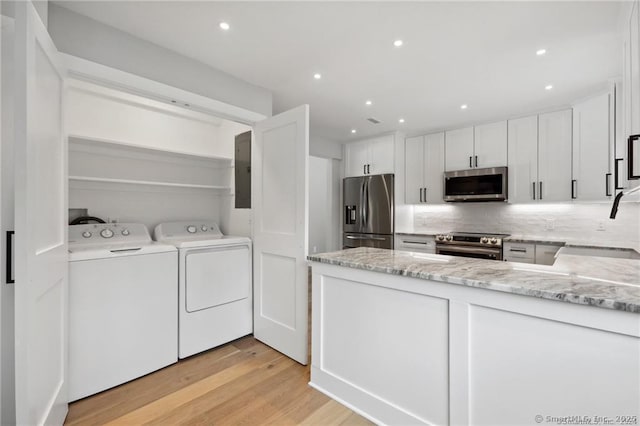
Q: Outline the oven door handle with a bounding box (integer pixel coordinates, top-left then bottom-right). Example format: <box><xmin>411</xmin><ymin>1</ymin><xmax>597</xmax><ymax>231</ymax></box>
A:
<box><xmin>436</xmin><ymin>245</ymin><xmax>501</xmax><ymax>256</ymax></box>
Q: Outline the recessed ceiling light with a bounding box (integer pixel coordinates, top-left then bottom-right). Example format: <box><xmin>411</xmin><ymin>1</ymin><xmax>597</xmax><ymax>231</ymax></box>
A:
<box><xmin>351</xmin><ymin>129</ymin><xmax>357</xmax><ymax>134</ymax></box>
<box><xmin>313</xmin><ymin>73</ymin><xmax>322</xmax><ymax>80</ymax></box>
<box><xmin>545</xmin><ymin>84</ymin><xmax>553</xmax><ymax>91</ymax></box>
<box><xmin>398</xmin><ymin>118</ymin><xmax>405</xmax><ymax>123</ymax></box>
<box><xmin>365</xmin><ymin>100</ymin><xmax>372</xmax><ymax>106</ymax></box>
<box><xmin>219</xmin><ymin>22</ymin><xmax>230</xmax><ymax>31</ymax></box>
<box><xmin>460</xmin><ymin>104</ymin><xmax>468</xmax><ymax>110</ymax></box>
<box><xmin>393</xmin><ymin>40</ymin><xmax>403</xmax><ymax>47</ymax></box>
<box><xmin>536</xmin><ymin>48</ymin><xmax>547</xmax><ymax>56</ymax></box>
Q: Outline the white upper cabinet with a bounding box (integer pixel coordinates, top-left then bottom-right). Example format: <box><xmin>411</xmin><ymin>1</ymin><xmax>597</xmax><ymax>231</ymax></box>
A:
<box><xmin>508</xmin><ymin>115</ymin><xmax>538</xmax><ymax>203</ymax></box>
<box><xmin>508</xmin><ymin>110</ymin><xmax>573</xmax><ymax>203</ymax></box>
<box><xmin>405</xmin><ymin>133</ymin><xmax>445</xmax><ymax>204</ymax></box>
<box><xmin>445</xmin><ymin>123</ymin><xmax>507</xmax><ymax>171</ymax></box>
<box><xmin>345</xmin><ymin>140</ymin><xmax>370</xmax><ymax>177</ymax></box>
<box><xmin>345</xmin><ymin>134</ymin><xmax>395</xmax><ymax>177</ymax></box>
<box><xmin>445</xmin><ymin>127</ymin><xmax>474</xmax><ymax>171</ymax></box>
<box><xmin>369</xmin><ymin>134</ymin><xmax>395</xmax><ymax>175</ymax></box>
<box><xmin>474</xmin><ymin>121</ymin><xmax>508</xmax><ymax>168</ymax></box>
<box><xmin>405</xmin><ymin>136</ymin><xmax>425</xmax><ymax>204</ymax></box>
<box><xmin>572</xmin><ymin>93</ymin><xmax>612</xmax><ymax>201</ymax></box>
<box><xmin>538</xmin><ymin>109</ymin><xmax>573</xmax><ymax>202</ymax></box>
<box><xmin>621</xmin><ymin>0</ymin><xmax>640</xmax><ymax>187</ymax></box>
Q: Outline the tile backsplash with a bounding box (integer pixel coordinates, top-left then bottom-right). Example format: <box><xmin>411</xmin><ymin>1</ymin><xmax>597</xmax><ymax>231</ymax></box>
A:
<box><xmin>412</xmin><ymin>202</ymin><xmax>640</xmax><ymax>248</ymax></box>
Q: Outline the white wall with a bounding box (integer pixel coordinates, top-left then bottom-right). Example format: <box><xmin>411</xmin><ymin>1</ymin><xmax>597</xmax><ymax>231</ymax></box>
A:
<box><xmin>309</xmin><ymin>156</ymin><xmax>341</xmax><ymax>254</ymax></box>
<box><xmin>411</xmin><ymin>202</ymin><xmax>640</xmax><ymax>249</ymax></box>
<box><xmin>47</xmin><ymin>3</ymin><xmax>272</xmax><ymax>117</ymax></box>
<box><xmin>310</xmin><ymin>135</ymin><xmax>342</xmax><ymax>160</ymax></box>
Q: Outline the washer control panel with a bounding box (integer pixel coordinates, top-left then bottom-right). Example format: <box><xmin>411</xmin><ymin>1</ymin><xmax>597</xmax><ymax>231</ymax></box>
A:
<box><xmin>69</xmin><ymin>223</ymin><xmax>151</xmax><ymax>246</ymax></box>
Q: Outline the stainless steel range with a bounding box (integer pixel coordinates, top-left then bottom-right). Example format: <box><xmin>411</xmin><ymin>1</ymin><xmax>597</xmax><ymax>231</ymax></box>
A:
<box><xmin>435</xmin><ymin>232</ymin><xmax>509</xmax><ymax>261</ymax></box>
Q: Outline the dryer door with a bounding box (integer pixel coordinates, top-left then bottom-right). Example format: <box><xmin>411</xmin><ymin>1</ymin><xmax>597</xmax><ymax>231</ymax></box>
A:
<box><xmin>185</xmin><ymin>245</ymin><xmax>251</xmax><ymax>312</ymax></box>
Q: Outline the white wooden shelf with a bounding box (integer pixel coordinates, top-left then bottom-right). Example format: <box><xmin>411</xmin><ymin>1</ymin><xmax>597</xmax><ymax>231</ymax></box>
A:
<box><xmin>69</xmin><ymin>175</ymin><xmax>230</xmax><ymax>191</ymax></box>
<box><xmin>68</xmin><ymin>134</ymin><xmax>233</xmax><ymax>164</ymax></box>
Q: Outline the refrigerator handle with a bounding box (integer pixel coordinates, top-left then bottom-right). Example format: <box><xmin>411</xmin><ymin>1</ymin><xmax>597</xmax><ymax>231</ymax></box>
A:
<box><xmin>363</xmin><ymin>180</ymin><xmax>369</xmax><ymax>227</ymax></box>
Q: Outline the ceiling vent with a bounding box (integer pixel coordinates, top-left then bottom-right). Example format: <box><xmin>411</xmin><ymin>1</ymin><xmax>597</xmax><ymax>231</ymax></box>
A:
<box><xmin>367</xmin><ymin>117</ymin><xmax>381</xmax><ymax>124</ymax></box>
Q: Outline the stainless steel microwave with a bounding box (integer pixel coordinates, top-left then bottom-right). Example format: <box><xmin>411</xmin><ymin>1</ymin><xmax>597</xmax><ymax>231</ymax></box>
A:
<box><xmin>443</xmin><ymin>167</ymin><xmax>508</xmax><ymax>202</ymax></box>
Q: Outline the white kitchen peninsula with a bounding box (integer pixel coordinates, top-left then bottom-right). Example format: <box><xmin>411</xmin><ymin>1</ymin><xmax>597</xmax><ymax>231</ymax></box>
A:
<box><xmin>308</xmin><ymin>248</ymin><xmax>640</xmax><ymax>426</ymax></box>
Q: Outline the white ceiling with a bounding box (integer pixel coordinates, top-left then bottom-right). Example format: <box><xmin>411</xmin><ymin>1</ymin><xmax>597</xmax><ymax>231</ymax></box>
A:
<box><xmin>54</xmin><ymin>1</ymin><xmax>623</xmax><ymax>142</ymax></box>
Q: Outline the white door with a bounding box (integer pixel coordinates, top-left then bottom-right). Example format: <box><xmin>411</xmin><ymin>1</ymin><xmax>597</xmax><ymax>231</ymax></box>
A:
<box><xmin>424</xmin><ymin>132</ymin><xmax>445</xmax><ymax>203</ymax></box>
<box><xmin>508</xmin><ymin>116</ymin><xmax>538</xmax><ymax>203</ymax></box>
<box><xmin>404</xmin><ymin>136</ymin><xmax>424</xmax><ymax>204</ymax></box>
<box><xmin>13</xmin><ymin>3</ymin><xmax>68</xmax><ymax>425</ymax></box>
<box><xmin>474</xmin><ymin>121</ymin><xmax>507</xmax><ymax>168</ymax></box>
<box><xmin>538</xmin><ymin>110</ymin><xmax>573</xmax><ymax>202</ymax></box>
<box><xmin>445</xmin><ymin>127</ymin><xmax>474</xmax><ymax>171</ymax></box>
<box><xmin>572</xmin><ymin>93</ymin><xmax>611</xmax><ymax>201</ymax></box>
<box><xmin>252</xmin><ymin>105</ymin><xmax>309</xmax><ymax>365</ymax></box>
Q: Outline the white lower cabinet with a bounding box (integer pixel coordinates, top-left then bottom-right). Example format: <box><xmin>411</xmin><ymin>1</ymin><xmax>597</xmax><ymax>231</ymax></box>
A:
<box><xmin>504</xmin><ymin>242</ymin><xmax>561</xmax><ymax>265</ymax></box>
<box><xmin>394</xmin><ymin>234</ymin><xmax>436</xmax><ymax>254</ymax></box>
<box><xmin>535</xmin><ymin>244</ymin><xmax>561</xmax><ymax>266</ymax></box>
<box><xmin>503</xmin><ymin>242</ymin><xmax>535</xmax><ymax>264</ymax></box>
<box><xmin>310</xmin><ymin>263</ymin><xmax>640</xmax><ymax>426</ymax></box>
<box><xmin>405</xmin><ymin>133</ymin><xmax>444</xmax><ymax>204</ymax></box>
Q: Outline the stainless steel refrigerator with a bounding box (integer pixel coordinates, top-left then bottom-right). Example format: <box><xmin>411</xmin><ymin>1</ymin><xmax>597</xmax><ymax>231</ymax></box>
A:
<box><xmin>343</xmin><ymin>174</ymin><xmax>394</xmax><ymax>249</ymax></box>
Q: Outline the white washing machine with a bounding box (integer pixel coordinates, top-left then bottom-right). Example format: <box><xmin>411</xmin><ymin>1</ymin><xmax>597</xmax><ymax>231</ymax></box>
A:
<box><xmin>154</xmin><ymin>221</ymin><xmax>252</xmax><ymax>359</ymax></box>
<box><xmin>68</xmin><ymin>223</ymin><xmax>178</xmax><ymax>401</ymax></box>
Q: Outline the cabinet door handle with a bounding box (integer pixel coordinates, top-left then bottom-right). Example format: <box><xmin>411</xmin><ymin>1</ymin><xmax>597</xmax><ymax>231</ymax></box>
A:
<box><xmin>571</xmin><ymin>179</ymin><xmax>577</xmax><ymax>199</ymax></box>
<box><xmin>475</xmin><ymin>155</ymin><xmax>478</xmax><ymax>167</ymax></box>
<box><xmin>615</xmin><ymin>158</ymin><xmax>624</xmax><ymax>189</ymax></box>
<box><xmin>423</xmin><ymin>187</ymin><xmax>427</xmax><ymax>203</ymax></box>
<box><xmin>469</xmin><ymin>156</ymin><xmax>472</xmax><ymax>168</ymax></box>
<box><xmin>532</xmin><ymin>182</ymin><xmax>536</xmax><ymax>200</ymax></box>
<box><xmin>419</xmin><ymin>188</ymin><xmax>423</xmax><ymax>203</ymax></box>
<box><xmin>6</xmin><ymin>231</ymin><xmax>14</xmax><ymax>284</ymax></box>
<box><xmin>539</xmin><ymin>181</ymin><xmax>543</xmax><ymax>200</ymax></box>
<box><xmin>367</xmin><ymin>164</ymin><xmax>371</xmax><ymax>174</ymax></box>
<box><xmin>363</xmin><ymin>164</ymin><xmax>366</xmax><ymax>175</ymax></box>
<box><xmin>606</xmin><ymin>173</ymin><xmax>612</xmax><ymax>197</ymax></box>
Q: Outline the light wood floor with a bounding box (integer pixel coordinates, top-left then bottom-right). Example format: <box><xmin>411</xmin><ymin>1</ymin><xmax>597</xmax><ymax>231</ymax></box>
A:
<box><xmin>65</xmin><ymin>335</ymin><xmax>373</xmax><ymax>425</ymax></box>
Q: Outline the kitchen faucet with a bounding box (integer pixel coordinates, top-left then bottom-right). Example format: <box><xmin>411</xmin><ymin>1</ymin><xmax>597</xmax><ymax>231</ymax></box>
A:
<box><xmin>609</xmin><ymin>184</ymin><xmax>640</xmax><ymax>219</ymax></box>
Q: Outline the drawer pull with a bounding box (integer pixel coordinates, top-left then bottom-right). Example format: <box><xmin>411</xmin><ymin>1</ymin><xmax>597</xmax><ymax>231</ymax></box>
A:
<box><xmin>403</xmin><ymin>241</ymin><xmax>428</xmax><ymax>245</ymax></box>
<box><xmin>509</xmin><ymin>248</ymin><xmax>528</xmax><ymax>253</ymax></box>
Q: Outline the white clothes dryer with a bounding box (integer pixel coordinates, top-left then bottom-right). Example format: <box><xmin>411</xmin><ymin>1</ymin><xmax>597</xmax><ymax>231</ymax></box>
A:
<box><xmin>68</xmin><ymin>223</ymin><xmax>178</xmax><ymax>401</ymax></box>
<box><xmin>154</xmin><ymin>221</ymin><xmax>252</xmax><ymax>359</ymax></box>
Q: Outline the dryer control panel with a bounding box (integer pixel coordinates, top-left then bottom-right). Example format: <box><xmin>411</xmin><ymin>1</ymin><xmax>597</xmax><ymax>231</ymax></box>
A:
<box><xmin>154</xmin><ymin>221</ymin><xmax>223</xmax><ymax>240</ymax></box>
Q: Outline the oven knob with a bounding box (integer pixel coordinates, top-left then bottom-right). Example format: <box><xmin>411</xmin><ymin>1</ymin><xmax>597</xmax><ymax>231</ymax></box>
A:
<box><xmin>436</xmin><ymin>235</ymin><xmax>443</xmax><ymax>241</ymax></box>
<box><xmin>201</xmin><ymin>225</ymin><xmax>208</xmax><ymax>232</ymax></box>
<box><xmin>82</xmin><ymin>231</ymin><xmax>92</xmax><ymax>238</ymax></box>
<box><xmin>445</xmin><ymin>235</ymin><xmax>452</xmax><ymax>242</ymax></box>
<box><xmin>121</xmin><ymin>229</ymin><xmax>130</xmax><ymax>236</ymax></box>
<box><xmin>187</xmin><ymin>225</ymin><xmax>197</xmax><ymax>234</ymax></box>
<box><xmin>490</xmin><ymin>238</ymin><xmax>498</xmax><ymax>244</ymax></box>
<box><xmin>481</xmin><ymin>237</ymin><xmax>488</xmax><ymax>244</ymax></box>
<box><xmin>100</xmin><ymin>228</ymin><xmax>114</xmax><ymax>239</ymax></box>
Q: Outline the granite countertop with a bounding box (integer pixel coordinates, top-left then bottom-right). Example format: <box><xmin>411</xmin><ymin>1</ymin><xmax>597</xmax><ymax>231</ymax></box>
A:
<box><xmin>308</xmin><ymin>247</ymin><xmax>640</xmax><ymax>313</ymax></box>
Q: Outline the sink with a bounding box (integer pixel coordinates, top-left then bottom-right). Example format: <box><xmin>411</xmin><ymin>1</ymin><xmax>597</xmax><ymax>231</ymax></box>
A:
<box><xmin>557</xmin><ymin>246</ymin><xmax>640</xmax><ymax>260</ymax></box>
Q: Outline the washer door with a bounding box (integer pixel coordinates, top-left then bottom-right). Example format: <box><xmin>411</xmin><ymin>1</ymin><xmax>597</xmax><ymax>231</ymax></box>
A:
<box><xmin>185</xmin><ymin>245</ymin><xmax>251</xmax><ymax>312</ymax></box>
